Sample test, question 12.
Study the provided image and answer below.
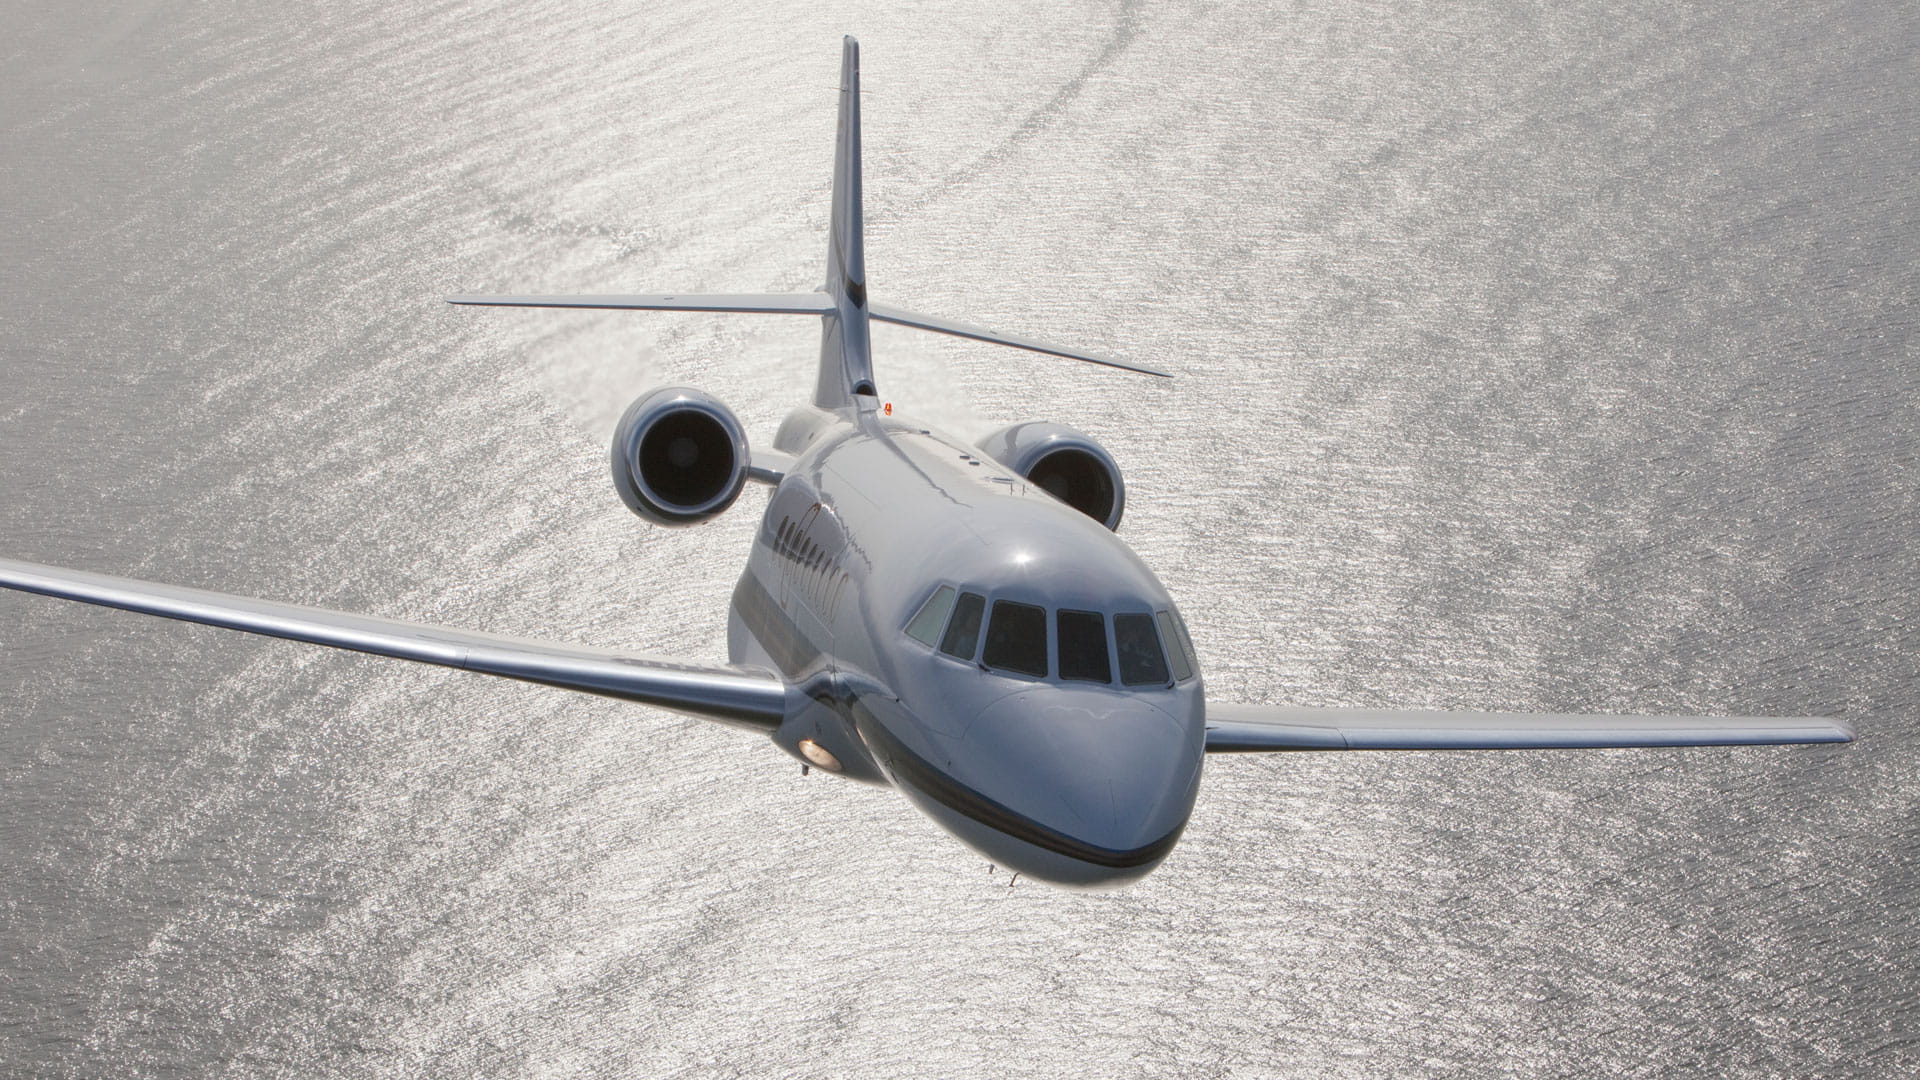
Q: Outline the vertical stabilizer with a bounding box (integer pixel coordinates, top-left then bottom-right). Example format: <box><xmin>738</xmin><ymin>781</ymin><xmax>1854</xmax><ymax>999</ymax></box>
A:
<box><xmin>828</xmin><ymin>36</ymin><xmax>865</xmax><ymax>307</ymax></box>
<box><xmin>815</xmin><ymin>35</ymin><xmax>875</xmax><ymax>408</ymax></box>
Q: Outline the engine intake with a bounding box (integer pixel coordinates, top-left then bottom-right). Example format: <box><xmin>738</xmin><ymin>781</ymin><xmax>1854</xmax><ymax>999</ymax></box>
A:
<box><xmin>977</xmin><ymin>422</ymin><xmax>1126</xmax><ymax>531</ymax></box>
<box><xmin>611</xmin><ymin>387</ymin><xmax>750</xmax><ymax>526</ymax></box>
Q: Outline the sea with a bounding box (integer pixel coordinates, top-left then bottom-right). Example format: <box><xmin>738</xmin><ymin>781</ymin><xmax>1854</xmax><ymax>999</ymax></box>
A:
<box><xmin>2</xmin><ymin>1</ymin><xmax>1914</xmax><ymax>1076</ymax></box>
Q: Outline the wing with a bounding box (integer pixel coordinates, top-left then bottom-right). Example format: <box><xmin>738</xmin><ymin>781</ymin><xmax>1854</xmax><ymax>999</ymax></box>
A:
<box><xmin>1204</xmin><ymin>702</ymin><xmax>1853</xmax><ymax>752</ymax></box>
<box><xmin>0</xmin><ymin>558</ymin><xmax>787</xmax><ymax>731</ymax></box>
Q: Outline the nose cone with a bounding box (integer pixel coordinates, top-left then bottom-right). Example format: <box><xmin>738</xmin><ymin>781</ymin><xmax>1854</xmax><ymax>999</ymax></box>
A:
<box><xmin>944</xmin><ymin>688</ymin><xmax>1202</xmax><ymax>886</ymax></box>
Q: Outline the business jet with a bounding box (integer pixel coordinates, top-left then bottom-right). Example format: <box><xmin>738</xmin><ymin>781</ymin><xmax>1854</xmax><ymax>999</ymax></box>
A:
<box><xmin>0</xmin><ymin>38</ymin><xmax>1852</xmax><ymax>887</ymax></box>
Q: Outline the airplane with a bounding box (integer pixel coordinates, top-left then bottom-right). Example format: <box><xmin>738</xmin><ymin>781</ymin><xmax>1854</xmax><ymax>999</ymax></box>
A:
<box><xmin>0</xmin><ymin>37</ymin><xmax>1853</xmax><ymax>888</ymax></box>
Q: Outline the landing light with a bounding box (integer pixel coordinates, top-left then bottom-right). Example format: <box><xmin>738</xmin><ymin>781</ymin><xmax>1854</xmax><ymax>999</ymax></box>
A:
<box><xmin>798</xmin><ymin>739</ymin><xmax>842</xmax><ymax>772</ymax></box>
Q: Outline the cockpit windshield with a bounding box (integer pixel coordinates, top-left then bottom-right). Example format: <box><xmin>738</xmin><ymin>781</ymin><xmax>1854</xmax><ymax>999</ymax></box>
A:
<box><xmin>1112</xmin><ymin>614</ymin><xmax>1168</xmax><ymax>686</ymax></box>
<box><xmin>982</xmin><ymin>601</ymin><xmax>1047</xmax><ymax>677</ymax></box>
<box><xmin>903</xmin><ymin>586</ymin><xmax>1192</xmax><ymax>687</ymax></box>
<box><xmin>1057</xmin><ymin>609</ymin><xmax>1110</xmax><ymax>683</ymax></box>
<box><xmin>938</xmin><ymin>591</ymin><xmax>985</xmax><ymax>660</ymax></box>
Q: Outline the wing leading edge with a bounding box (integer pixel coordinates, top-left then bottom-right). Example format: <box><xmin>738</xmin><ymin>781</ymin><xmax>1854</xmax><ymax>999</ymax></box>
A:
<box><xmin>0</xmin><ymin>558</ymin><xmax>788</xmax><ymax>731</ymax></box>
<box><xmin>1204</xmin><ymin>702</ymin><xmax>1853</xmax><ymax>752</ymax></box>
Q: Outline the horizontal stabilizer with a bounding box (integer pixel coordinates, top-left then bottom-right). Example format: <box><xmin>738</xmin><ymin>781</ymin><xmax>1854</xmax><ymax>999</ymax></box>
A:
<box><xmin>1204</xmin><ymin>703</ymin><xmax>1854</xmax><ymax>753</ymax></box>
<box><xmin>0</xmin><ymin>558</ymin><xmax>788</xmax><ymax>731</ymax></box>
<box><xmin>869</xmin><ymin>302</ymin><xmax>1171</xmax><ymax>377</ymax></box>
<box><xmin>448</xmin><ymin>295</ymin><xmax>1168</xmax><ymax>377</ymax></box>
<box><xmin>447</xmin><ymin>293</ymin><xmax>834</xmax><ymax>315</ymax></box>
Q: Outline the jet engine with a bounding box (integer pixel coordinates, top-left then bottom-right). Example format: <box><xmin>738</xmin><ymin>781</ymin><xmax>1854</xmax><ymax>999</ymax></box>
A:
<box><xmin>976</xmin><ymin>421</ymin><xmax>1126</xmax><ymax>531</ymax></box>
<box><xmin>610</xmin><ymin>386</ymin><xmax>750</xmax><ymax>526</ymax></box>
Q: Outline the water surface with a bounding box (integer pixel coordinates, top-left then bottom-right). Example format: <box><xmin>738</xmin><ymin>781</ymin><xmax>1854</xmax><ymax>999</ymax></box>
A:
<box><xmin>2</xmin><ymin>2</ymin><xmax>1914</xmax><ymax>1076</ymax></box>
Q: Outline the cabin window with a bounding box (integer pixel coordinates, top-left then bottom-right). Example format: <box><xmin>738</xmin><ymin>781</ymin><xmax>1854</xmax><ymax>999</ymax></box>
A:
<box><xmin>983</xmin><ymin>600</ymin><xmax>1048</xmax><ymax>677</ymax></box>
<box><xmin>940</xmin><ymin>592</ymin><xmax>986</xmax><ymax>660</ymax></box>
<box><xmin>1057</xmin><ymin>609</ymin><xmax>1111</xmax><ymax>683</ymax></box>
<box><xmin>1155</xmin><ymin>610</ymin><xmax>1193</xmax><ymax>682</ymax></box>
<box><xmin>906</xmin><ymin>586</ymin><xmax>955</xmax><ymax>645</ymax></box>
<box><xmin>1114</xmin><ymin>613</ymin><xmax>1170</xmax><ymax>686</ymax></box>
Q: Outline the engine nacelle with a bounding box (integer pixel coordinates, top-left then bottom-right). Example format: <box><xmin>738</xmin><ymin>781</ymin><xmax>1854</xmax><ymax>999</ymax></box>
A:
<box><xmin>610</xmin><ymin>386</ymin><xmax>750</xmax><ymax>526</ymax></box>
<box><xmin>976</xmin><ymin>421</ymin><xmax>1126</xmax><ymax>531</ymax></box>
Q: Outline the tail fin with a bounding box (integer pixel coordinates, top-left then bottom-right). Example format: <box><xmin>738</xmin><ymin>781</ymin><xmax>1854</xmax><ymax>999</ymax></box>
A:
<box><xmin>813</xmin><ymin>35</ymin><xmax>876</xmax><ymax>408</ymax></box>
<box><xmin>827</xmin><ymin>35</ymin><xmax>865</xmax><ymax>309</ymax></box>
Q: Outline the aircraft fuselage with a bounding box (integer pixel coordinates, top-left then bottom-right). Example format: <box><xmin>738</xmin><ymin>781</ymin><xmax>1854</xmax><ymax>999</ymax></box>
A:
<box><xmin>726</xmin><ymin>398</ymin><xmax>1205</xmax><ymax>887</ymax></box>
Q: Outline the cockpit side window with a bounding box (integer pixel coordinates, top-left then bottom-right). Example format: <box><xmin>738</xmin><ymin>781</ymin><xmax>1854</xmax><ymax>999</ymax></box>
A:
<box><xmin>1172</xmin><ymin>610</ymin><xmax>1199</xmax><ymax>676</ymax></box>
<box><xmin>1114</xmin><ymin>613</ymin><xmax>1170</xmax><ymax>686</ymax></box>
<box><xmin>940</xmin><ymin>592</ymin><xmax>986</xmax><ymax>660</ymax></box>
<box><xmin>1155</xmin><ymin>610</ymin><xmax>1193</xmax><ymax>682</ymax></box>
<box><xmin>905</xmin><ymin>585</ymin><xmax>956</xmax><ymax>646</ymax></box>
<box><xmin>1057</xmin><ymin>609</ymin><xmax>1111</xmax><ymax>683</ymax></box>
<box><xmin>983</xmin><ymin>600</ymin><xmax>1048</xmax><ymax>677</ymax></box>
